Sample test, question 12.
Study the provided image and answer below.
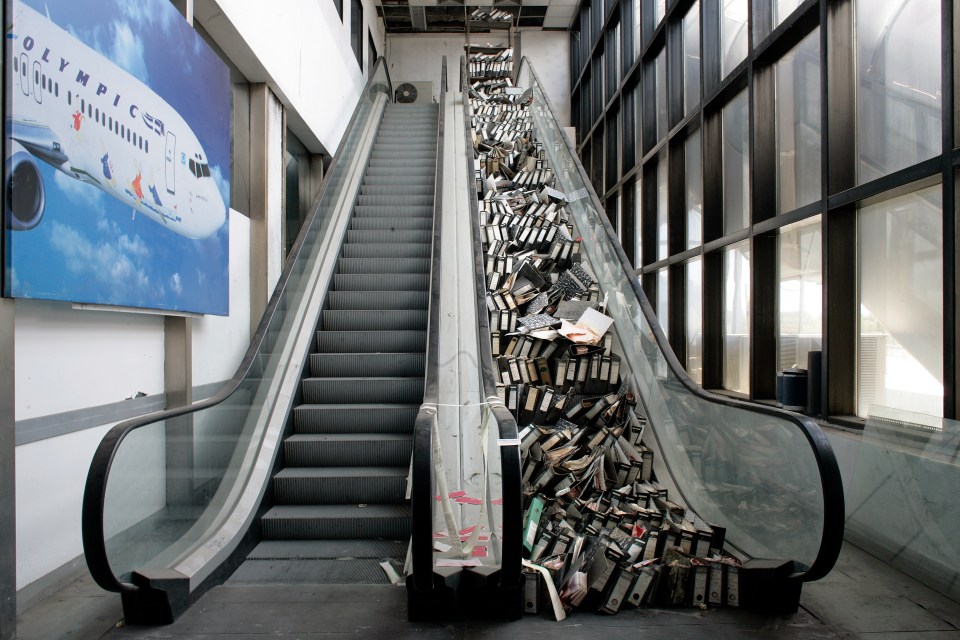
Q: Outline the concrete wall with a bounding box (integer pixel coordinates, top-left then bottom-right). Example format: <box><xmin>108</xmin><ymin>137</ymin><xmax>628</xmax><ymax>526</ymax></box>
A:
<box><xmin>387</xmin><ymin>30</ymin><xmax>571</xmax><ymax>127</ymax></box>
<box><xmin>196</xmin><ymin>0</ymin><xmax>385</xmax><ymax>156</ymax></box>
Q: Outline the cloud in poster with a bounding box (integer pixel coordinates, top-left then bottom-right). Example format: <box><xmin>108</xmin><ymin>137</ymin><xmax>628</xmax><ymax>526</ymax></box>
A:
<box><xmin>53</xmin><ymin>171</ymin><xmax>105</xmax><ymax>210</ymax></box>
<box><xmin>170</xmin><ymin>272</ymin><xmax>182</xmax><ymax>296</ymax></box>
<box><xmin>49</xmin><ymin>221</ymin><xmax>151</xmax><ymax>292</ymax></box>
<box><xmin>109</xmin><ymin>20</ymin><xmax>149</xmax><ymax>81</ymax></box>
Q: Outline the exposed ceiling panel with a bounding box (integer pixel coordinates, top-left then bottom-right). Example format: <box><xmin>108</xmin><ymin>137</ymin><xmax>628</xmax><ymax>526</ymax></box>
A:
<box><xmin>374</xmin><ymin>0</ymin><xmax>576</xmax><ymax>34</ymax></box>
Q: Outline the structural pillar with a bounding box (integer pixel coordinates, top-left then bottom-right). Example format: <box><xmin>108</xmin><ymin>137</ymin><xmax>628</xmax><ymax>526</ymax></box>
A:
<box><xmin>249</xmin><ymin>84</ymin><xmax>285</xmax><ymax>333</ymax></box>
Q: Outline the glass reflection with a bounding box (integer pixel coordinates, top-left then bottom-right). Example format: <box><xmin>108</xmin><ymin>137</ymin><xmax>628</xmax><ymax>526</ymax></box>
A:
<box><xmin>857</xmin><ymin>0</ymin><xmax>941</xmax><ymax>183</ymax></box>
<box><xmin>776</xmin><ymin>29</ymin><xmax>821</xmax><ymax>213</ymax></box>
<box><xmin>858</xmin><ymin>185</ymin><xmax>943</xmax><ymax>417</ymax></box>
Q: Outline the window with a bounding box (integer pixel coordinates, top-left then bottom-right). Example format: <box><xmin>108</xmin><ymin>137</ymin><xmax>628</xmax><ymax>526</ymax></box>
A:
<box><xmin>657</xmin><ymin>267</ymin><xmax>669</xmax><ymax>337</ymax></box>
<box><xmin>778</xmin><ymin>217</ymin><xmax>822</xmax><ymax>372</ymax></box>
<box><xmin>685</xmin><ymin>130</ymin><xmax>702</xmax><ymax>249</ymax></box>
<box><xmin>858</xmin><ymin>185</ymin><xmax>943</xmax><ymax>418</ymax></box>
<box><xmin>351</xmin><ymin>0</ymin><xmax>363</xmax><ymax>68</ymax></box>
<box><xmin>721</xmin><ymin>0</ymin><xmax>748</xmax><ymax>78</ymax></box>
<box><xmin>723</xmin><ymin>90</ymin><xmax>750</xmax><ymax>234</ymax></box>
<box><xmin>656</xmin><ymin>157</ymin><xmax>668</xmax><ymax>260</ymax></box>
<box><xmin>686</xmin><ymin>258</ymin><xmax>703</xmax><ymax>384</ymax></box>
<box><xmin>368</xmin><ymin>30</ymin><xmax>377</xmax><ymax>76</ymax></box>
<box><xmin>724</xmin><ymin>241</ymin><xmax>751</xmax><ymax>393</ymax></box>
<box><xmin>683</xmin><ymin>2</ymin><xmax>701</xmax><ymax>116</ymax></box>
<box><xmin>776</xmin><ymin>28</ymin><xmax>821</xmax><ymax>213</ymax></box>
<box><xmin>634</xmin><ymin>177</ymin><xmax>643</xmax><ymax>268</ymax></box>
<box><xmin>856</xmin><ymin>0</ymin><xmax>941</xmax><ymax>184</ymax></box>
<box><xmin>655</xmin><ymin>48</ymin><xmax>667</xmax><ymax>141</ymax></box>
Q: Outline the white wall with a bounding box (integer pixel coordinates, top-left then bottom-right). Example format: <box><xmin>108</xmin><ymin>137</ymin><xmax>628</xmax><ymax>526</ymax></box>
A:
<box><xmin>14</xmin><ymin>302</ymin><xmax>165</xmax><ymax>421</ymax></box>
<box><xmin>388</xmin><ymin>34</ymin><xmax>472</xmax><ymax>102</ymax></box>
<box><xmin>519</xmin><ymin>31</ymin><xmax>571</xmax><ymax>127</ymax></box>
<box><xmin>14</xmin><ymin>211</ymin><xmax>251</xmax><ymax>591</ymax></box>
<box><xmin>387</xmin><ymin>32</ymin><xmax>571</xmax><ymax>127</ymax></box>
<box><xmin>191</xmin><ymin>210</ymin><xmax>251</xmax><ymax>387</ymax></box>
<box><xmin>196</xmin><ymin>0</ymin><xmax>385</xmax><ymax>156</ymax></box>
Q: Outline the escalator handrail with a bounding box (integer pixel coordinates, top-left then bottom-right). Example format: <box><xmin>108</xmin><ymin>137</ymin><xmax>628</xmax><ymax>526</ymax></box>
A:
<box><xmin>410</xmin><ymin>57</ymin><xmax>447</xmax><ymax>590</ymax></box>
<box><xmin>517</xmin><ymin>57</ymin><xmax>843</xmax><ymax>583</ymax></box>
<box><xmin>460</xmin><ymin>55</ymin><xmax>524</xmax><ymax>591</ymax></box>
<box><xmin>81</xmin><ymin>56</ymin><xmax>395</xmax><ymax>594</ymax></box>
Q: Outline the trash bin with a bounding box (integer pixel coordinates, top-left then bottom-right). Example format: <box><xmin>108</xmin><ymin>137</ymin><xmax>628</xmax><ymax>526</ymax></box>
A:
<box><xmin>776</xmin><ymin>368</ymin><xmax>808</xmax><ymax>412</ymax></box>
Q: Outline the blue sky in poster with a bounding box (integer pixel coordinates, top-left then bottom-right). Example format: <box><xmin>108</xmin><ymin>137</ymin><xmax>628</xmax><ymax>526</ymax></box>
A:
<box><xmin>6</xmin><ymin>0</ymin><xmax>231</xmax><ymax>315</ymax></box>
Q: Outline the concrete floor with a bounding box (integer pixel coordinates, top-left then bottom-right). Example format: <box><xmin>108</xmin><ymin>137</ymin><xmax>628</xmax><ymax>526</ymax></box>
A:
<box><xmin>15</xmin><ymin>542</ymin><xmax>960</xmax><ymax>639</ymax></box>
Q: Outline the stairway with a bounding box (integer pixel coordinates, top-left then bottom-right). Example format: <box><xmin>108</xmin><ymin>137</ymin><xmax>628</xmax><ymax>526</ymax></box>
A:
<box><xmin>229</xmin><ymin>103</ymin><xmax>439</xmax><ymax>584</ymax></box>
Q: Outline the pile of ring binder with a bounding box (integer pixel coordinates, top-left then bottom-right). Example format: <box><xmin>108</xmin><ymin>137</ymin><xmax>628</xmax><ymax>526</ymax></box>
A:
<box><xmin>467</xmin><ymin>49</ymin><xmax>747</xmax><ymax>618</ymax></box>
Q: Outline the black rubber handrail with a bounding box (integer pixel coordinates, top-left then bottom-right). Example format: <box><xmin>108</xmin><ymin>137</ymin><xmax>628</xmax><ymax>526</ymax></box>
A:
<box><xmin>410</xmin><ymin>57</ymin><xmax>447</xmax><ymax>590</ymax></box>
<box><xmin>81</xmin><ymin>56</ymin><xmax>395</xmax><ymax>594</ymax></box>
<box><xmin>518</xmin><ymin>57</ymin><xmax>844</xmax><ymax>582</ymax></box>
<box><xmin>460</xmin><ymin>56</ymin><xmax>524</xmax><ymax>593</ymax></box>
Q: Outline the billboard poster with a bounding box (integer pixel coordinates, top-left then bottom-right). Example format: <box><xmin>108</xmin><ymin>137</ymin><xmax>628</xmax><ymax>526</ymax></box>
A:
<box><xmin>4</xmin><ymin>0</ymin><xmax>231</xmax><ymax>315</ymax></box>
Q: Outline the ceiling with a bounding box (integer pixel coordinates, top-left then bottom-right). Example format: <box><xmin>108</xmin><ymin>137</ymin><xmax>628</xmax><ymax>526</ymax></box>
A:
<box><xmin>374</xmin><ymin>0</ymin><xmax>579</xmax><ymax>34</ymax></box>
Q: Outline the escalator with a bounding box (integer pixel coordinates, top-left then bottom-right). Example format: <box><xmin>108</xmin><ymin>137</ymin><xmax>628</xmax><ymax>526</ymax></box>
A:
<box><xmin>226</xmin><ymin>103</ymin><xmax>438</xmax><ymax>585</ymax></box>
<box><xmin>80</xmin><ymin>53</ymin><xmax>842</xmax><ymax>626</ymax></box>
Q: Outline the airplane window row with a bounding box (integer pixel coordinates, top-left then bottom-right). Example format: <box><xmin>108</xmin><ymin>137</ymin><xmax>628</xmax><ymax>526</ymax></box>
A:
<box><xmin>13</xmin><ymin>56</ymin><xmax>59</xmax><ymax>99</ymax></box>
<box><xmin>188</xmin><ymin>158</ymin><xmax>211</xmax><ymax>178</ymax></box>
<box><xmin>66</xmin><ymin>92</ymin><xmax>149</xmax><ymax>155</ymax></box>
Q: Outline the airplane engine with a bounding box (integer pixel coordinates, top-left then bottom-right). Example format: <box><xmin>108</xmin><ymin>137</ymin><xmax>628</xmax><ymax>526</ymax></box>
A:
<box><xmin>5</xmin><ymin>141</ymin><xmax>45</xmax><ymax>231</ymax></box>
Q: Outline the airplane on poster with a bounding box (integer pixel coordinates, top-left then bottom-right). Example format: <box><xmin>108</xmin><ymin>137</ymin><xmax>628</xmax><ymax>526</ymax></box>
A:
<box><xmin>5</xmin><ymin>0</ymin><xmax>226</xmax><ymax>240</ymax></box>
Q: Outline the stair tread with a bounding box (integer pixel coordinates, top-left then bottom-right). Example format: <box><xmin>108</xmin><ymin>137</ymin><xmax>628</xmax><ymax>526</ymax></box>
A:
<box><xmin>286</xmin><ymin>433</ymin><xmax>412</xmax><ymax>442</ymax></box>
<box><xmin>246</xmin><ymin>539</ymin><xmax>407</xmax><ymax>560</ymax></box>
<box><xmin>275</xmin><ymin>466</ymin><xmax>408</xmax><ymax>478</ymax></box>
<box><xmin>263</xmin><ymin>504</ymin><xmax>410</xmax><ymax>518</ymax></box>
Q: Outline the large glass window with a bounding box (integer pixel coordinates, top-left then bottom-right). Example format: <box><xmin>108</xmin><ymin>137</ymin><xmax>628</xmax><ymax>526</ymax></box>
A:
<box><xmin>858</xmin><ymin>185</ymin><xmax>943</xmax><ymax>418</ymax></box>
<box><xmin>683</xmin><ymin>2</ymin><xmax>701</xmax><ymax>116</ymax></box>
<box><xmin>657</xmin><ymin>158</ymin><xmax>668</xmax><ymax>260</ymax></box>
<box><xmin>634</xmin><ymin>0</ymin><xmax>643</xmax><ymax>60</ymax></box>
<box><xmin>724</xmin><ymin>241</ymin><xmax>751</xmax><ymax>393</ymax></box>
<box><xmin>723</xmin><ymin>90</ymin><xmax>750</xmax><ymax>234</ymax></box>
<box><xmin>685</xmin><ymin>129</ymin><xmax>703</xmax><ymax>249</ymax></box>
<box><xmin>686</xmin><ymin>258</ymin><xmax>703</xmax><ymax>384</ymax></box>
<box><xmin>350</xmin><ymin>0</ymin><xmax>363</xmax><ymax>67</ymax></box>
<box><xmin>856</xmin><ymin>0</ymin><xmax>941</xmax><ymax>184</ymax></box>
<box><xmin>779</xmin><ymin>217</ymin><xmax>822</xmax><ymax>372</ymax></box>
<box><xmin>653</xmin><ymin>0</ymin><xmax>666</xmax><ymax>29</ymax></box>
<box><xmin>776</xmin><ymin>28</ymin><xmax>821</xmax><ymax>213</ymax></box>
<box><xmin>655</xmin><ymin>48</ymin><xmax>668</xmax><ymax>141</ymax></box>
<box><xmin>634</xmin><ymin>177</ymin><xmax>644</xmax><ymax>267</ymax></box>
<box><xmin>721</xmin><ymin>0</ymin><xmax>749</xmax><ymax>78</ymax></box>
<box><xmin>775</xmin><ymin>0</ymin><xmax>803</xmax><ymax>28</ymax></box>
<box><xmin>657</xmin><ymin>267</ymin><xmax>669</xmax><ymax>337</ymax></box>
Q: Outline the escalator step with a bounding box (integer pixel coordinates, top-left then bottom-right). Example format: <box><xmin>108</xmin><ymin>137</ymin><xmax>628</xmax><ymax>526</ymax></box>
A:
<box><xmin>293</xmin><ymin>404</ymin><xmax>417</xmax><ymax>434</ymax></box>
<box><xmin>322</xmin><ymin>309</ymin><xmax>427</xmax><ymax>331</ymax></box>
<box><xmin>310</xmin><ymin>352</ymin><xmax>425</xmax><ymax>377</ymax></box>
<box><xmin>273</xmin><ymin>466</ymin><xmax>407</xmax><ymax>504</ymax></box>
<box><xmin>346</xmin><ymin>230</ymin><xmax>431</xmax><ymax>244</ymax></box>
<box><xmin>332</xmin><ymin>273</ymin><xmax>428</xmax><ymax>291</ymax></box>
<box><xmin>360</xmin><ymin>184</ymin><xmax>434</xmax><ymax>196</ymax></box>
<box><xmin>261</xmin><ymin>504</ymin><xmax>410</xmax><ymax>540</ymax></box>
<box><xmin>316</xmin><ymin>330</ymin><xmax>426</xmax><ymax>353</ymax></box>
<box><xmin>352</xmin><ymin>205</ymin><xmax>433</xmax><ymax>218</ymax></box>
<box><xmin>349</xmin><ymin>218</ymin><xmax>433</xmax><ymax>232</ymax></box>
<box><xmin>356</xmin><ymin>194</ymin><xmax>433</xmax><ymax>207</ymax></box>
<box><xmin>246</xmin><ymin>539</ymin><xmax>407</xmax><ymax>560</ymax></box>
<box><xmin>337</xmin><ymin>256</ymin><xmax>430</xmax><ymax>274</ymax></box>
<box><xmin>327</xmin><ymin>290</ymin><xmax>428</xmax><ymax>310</ymax></box>
<box><xmin>341</xmin><ymin>242</ymin><xmax>431</xmax><ymax>259</ymax></box>
<box><xmin>283</xmin><ymin>435</ymin><xmax>412</xmax><ymax>468</ymax></box>
<box><xmin>301</xmin><ymin>376</ymin><xmax>424</xmax><ymax>404</ymax></box>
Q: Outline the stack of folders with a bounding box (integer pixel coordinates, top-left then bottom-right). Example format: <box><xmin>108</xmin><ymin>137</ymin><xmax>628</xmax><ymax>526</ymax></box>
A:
<box><xmin>468</xmin><ymin>48</ymin><xmax>742</xmax><ymax>618</ymax></box>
